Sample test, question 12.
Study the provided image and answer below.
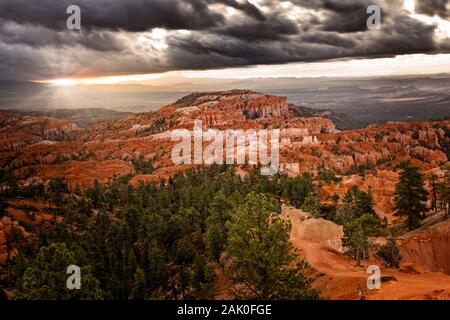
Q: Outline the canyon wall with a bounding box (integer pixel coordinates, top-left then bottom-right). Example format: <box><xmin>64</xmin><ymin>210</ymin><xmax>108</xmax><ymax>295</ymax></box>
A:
<box><xmin>399</xmin><ymin>220</ymin><xmax>450</xmax><ymax>275</ymax></box>
<box><xmin>1</xmin><ymin>90</ymin><xmax>448</xmax><ymax>205</ymax></box>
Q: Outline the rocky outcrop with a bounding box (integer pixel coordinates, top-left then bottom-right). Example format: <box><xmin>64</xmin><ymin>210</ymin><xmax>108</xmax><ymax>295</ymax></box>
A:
<box><xmin>321</xmin><ymin>170</ymin><xmax>400</xmax><ymax>222</ymax></box>
<box><xmin>24</xmin><ymin>159</ymin><xmax>134</xmax><ymax>191</ymax></box>
<box><xmin>1</xmin><ymin>91</ymin><xmax>448</xmax><ymax>196</ymax></box>
<box><xmin>281</xmin><ymin>205</ymin><xmax>344</xmax><ymax>253</ymax></box>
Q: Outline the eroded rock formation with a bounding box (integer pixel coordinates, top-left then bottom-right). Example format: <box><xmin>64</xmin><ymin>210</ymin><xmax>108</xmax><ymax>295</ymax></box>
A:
<box><xmin>1</xmin><ymin>90</ymin><xmax>449</xmax><ymax>212</ymax></box>
<box><xmin>399</xmin><ymin>220</ymin><xmax>450</xmax><ymax>275</ymax></box>
<box><xmin>281</xmin><ymin>205</ymin><xmax>344</xmax><ymax>253</ymax></box>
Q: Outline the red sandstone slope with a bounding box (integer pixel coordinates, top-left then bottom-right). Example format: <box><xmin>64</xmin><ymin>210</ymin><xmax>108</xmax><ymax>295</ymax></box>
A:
<box><xmin>282</xmin><ymin>206</ymin><xmax>450</xmax><ymax>300</ymax></box>
<box><xmin>1</xmin><ymin>90</ymin><xmax>449</xmax><ymax>208</ymax></box>
<box><xmin>398</xmin><ymin>218</ymin><xmax>450</xmax><ymax>275</ymax></box>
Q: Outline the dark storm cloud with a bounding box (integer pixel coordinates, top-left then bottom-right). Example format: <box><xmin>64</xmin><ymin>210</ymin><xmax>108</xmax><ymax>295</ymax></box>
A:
<box><xmin>286</xmin><ymin>0</ymin><xmax>389</xmax><ymax>33</ymax></box>
<box><xmin>0</xmin><ymin>0</ymin><xmax>447</xmax><ymax>80</ymax></box>
<box><xmin>218</xmin><ymin>17</ymin><xmax>299</xmax><ymax>41</ymax></box>
<box><xmin>210</xmin><ymin>0</ymin><xmax>266</xmax><ymax>21</ymax></box>
<box><xmin>0</xmin><ymin>20</ymin><xmax>124</xmax><ymax>51</ymax></box>
<box><xmin>415</xmin><ymin>0</ymin><xmax>449</xmax><ymax>18</ymax></box>
<box><xmin>0</xmin><ymin>0</ymin><xmax>264</xmax><ymax>31</ymax></box>
<box><xmin>165</xmin><ymin>0</ymin><xmax>438</xmax><ymax>69</ymax></box>
<box><xmin>321</xmin><ymin>0</ymin><xmax>376</xmax><ymax>32</ymax></box>
<box><xmin>166</xmin><ymin>16</ymin><xmax>436</xmax><ymax>69</ymax></box>
<box><xmin>300</xmin><ymin>32</ymin><xmax>358</xmax><ymax>48</ymax></box>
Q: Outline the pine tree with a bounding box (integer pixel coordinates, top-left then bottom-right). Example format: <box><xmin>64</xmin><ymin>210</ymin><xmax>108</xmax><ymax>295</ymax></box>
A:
<box><xmin>337</xmin><ymin>186</ymin><xmax>377</xmax><ymax>226</ymax></box>
<box><xmin>343</xmin><ymin>221</ymin><xmax>367</xmax><ymax>267</ymax></box>
<box><xmin>126</xmin><ymin>249</ymin><xmax>138</xmax><ymax>293</ymax></box>
<box><xmin>302</xmin><ymin>191</ymin><xmax>321</xmax><ymax>217</ymax></box>
<box><xmin>206</xmin><ymin>193</ymin><xmax>232</xmax><ymax>263</ymax></box>
<box><xmin>377</xmin><ymin>238</ymin><xmax>402</xmax><ymax>268</ymax></box>
<box><xmin>393</xmin><ymin>161</ymin><xmax>428</xmax><ymax>230</ymax></box>
<box><xmin>192</xmin><ymin>256</ymin><xmax>215</xmax><ymax>299</ymax></box>
<box><xmin>226</xmin><ymin>192</ymin><xmax>319</xmax><ymax>300</ymax></box>
<box><xmin>129</xmin><ymin>267</ymin><xmax>146</xmax><ymax>300</ymax></box>
<box><xmin>440</xmin><ymin>166</ymin><xmax>450</xmax><ymax>218</ymax></box>
<box><xmin>430</xmin><ymin>174</ymin><xmax>438</xmax><ymax>212</ymax></box>
<box><xmin>338</xmin><ymin>186</ymin><xmax>383</xmax><ymax>266</ymax></box>
<box><xmin>336</xmin><ymin>200</ymin><xmax>354</xmax><ymax>226</ymax></box>
<box><xmin>206</xmin><ymin>225</ymin><xmax>224</xmax><ymax>263</ymax></box>
<box><xmin>285</xmin><ymin>173</ymin><xmax>314</xmax><ymax>208</ymax></box>
<box><xmin>343</xmin><ymin>214</ymin><xmax>382</xmax><ymax>266</ymax></box>
<box><xmin>15</xmin><ymin>243</ymin><xmax>103</xmax><ymax>299</ymax></box>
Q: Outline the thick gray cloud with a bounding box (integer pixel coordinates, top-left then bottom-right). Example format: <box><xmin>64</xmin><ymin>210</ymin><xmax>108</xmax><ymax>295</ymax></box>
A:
<box><xmin>321</xmin><ymin>0</ymin><xmax>378</xmax><ymax>33</ymax></box>
<box><xmin>415</xmin><ymin>0</ymin><xmax>449</xmax><ymax>18</ymax></box>
<box><xmin>0</xmin><ymin>20</ymin><xmax>124</xmax><ymax>51</ymax></box>
<box><xmin>165</xmin><ymin>0</ymin><xmax>438</xmax><ymax>67</ymax></box>
<box><xmin>0</xmin><ymin>0</ymin><xmax>231</xmax><ymax>31</ymax></box>
<box><xmin>212</xmin><ymin>0</ymin><xmax>266</xmax><ymax>21</ymax></box>
<box><xmin>0</xmin><ymin>0</ymin><xmax>448</xmax><ymax>80</ymax></box>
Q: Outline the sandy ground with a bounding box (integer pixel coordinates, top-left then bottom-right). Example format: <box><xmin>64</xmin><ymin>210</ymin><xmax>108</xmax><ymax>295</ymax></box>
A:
<box><xmin>292</xmin><ymin>238</ymin><xmax>450</xmax><ymax>300</ymax></box>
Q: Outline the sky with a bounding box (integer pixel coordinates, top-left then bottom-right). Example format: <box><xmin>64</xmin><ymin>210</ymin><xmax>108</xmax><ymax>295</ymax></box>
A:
<box><xmin>0</xmin><ymin>0</ymin><xmax>450</xmax><ymax>85</ymax></box>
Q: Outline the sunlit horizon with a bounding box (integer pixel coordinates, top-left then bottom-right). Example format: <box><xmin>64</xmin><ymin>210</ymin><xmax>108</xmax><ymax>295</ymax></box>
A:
<box><xmin>33</xmin><ymin>53</ymin><xmax>450</xmax><ymax>87</ymax></box>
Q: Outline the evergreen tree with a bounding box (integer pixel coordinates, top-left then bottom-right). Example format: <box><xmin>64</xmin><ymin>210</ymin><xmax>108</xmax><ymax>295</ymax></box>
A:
<box><xmin>12</xmin><ymin>252</ymin><xmax>30</xmax><ymax>289</ymax></box>
<box><xmin>284</xmin><ymin>173</ymin><xmax>314</xmax><ymax>208</ymax></box>
<box><xmin>226</xmin><ymin>192</ymin><xmax>319</xmax><ymax>300</ymax></box>
<box><xmin>206</xmin><ymin>193</ymin><xmax>232</xmax><ymax>263</ymax></box>
<box><xmin>343</xmin><ymin>214</ymin><xmax>383</xmax><ymax>266</ymax></box>
<box><xmin>192</xmin><ymin>256</ymin><xmax>215</xmax><ymax>299</ymax></box>
<box><xmin>336</xmin><ymin>186</ymin><xmax>377</xmax><ymax>226</ymax></box>
<box><xmin>301</xmin><ymin>191</ymin><xmax>321</xmax><ymax>217</ymax></box>
<box><xmin>393</xmin><ymin>161</ymin><xmax>428</xmax><ymax>230</ymax></box>
<box><xmin>377</xmin><ymin>238</ymin><xmax>402</xmax><ymax>268</ymax></box>
<box><xmin>430</xmin><ymin>174</ymin><xmax>438</xmax><ymax>213</ymax></box>
<box><xmin>438</xmin><ymin>166</ymin><xmax>450</xmax><ymax>218</ymax></box>
<box><xmin>15</xmin><ymin>243</ymin><xmax>103</xmax><ymax>299</ymax></box>
<box><xmin>343</xmin><ymin>221</ymin><xmax>367</xmax><ymax>267</ymax></box>
<box><xmin>336</xmin><ymin>200</ymin><xmax>354</xmax><ymax>226</ymax></box>
<box><xmin>206</xmin><ymin>225</ymin><xmax>225</xmax><ymax>263</ymax></box>
<box><xmin>338</xmin><ymin>186</ymin><xmax>384</xmax><ymax>266</ymax></box>
<box><xmin>129</xmin><ymin>267</ymin><xmax>147</xmax><ymax>300</ymax></box>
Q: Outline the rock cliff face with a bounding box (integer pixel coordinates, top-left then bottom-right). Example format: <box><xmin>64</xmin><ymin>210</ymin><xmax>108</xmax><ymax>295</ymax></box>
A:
<box><xmin>0</xmin><ymin>112</ymin><xmax>79</xmax><ymax>152</ymax></box>
<box><xmin>1</xmin><ymin>90</ymin><xmax>449</xmax><ymax>205</ymax></box>
<box><xmin>399</xmin><ymin>220</ymin><xmax>450</xmax><ymax>275</ymax></box>
<box><xmin>163</xmin><ymin>90</ymin><xmax>338</xmax><ymax>134</ymax></box>
<box><xmin>321</xmin><ymin>170</ymin><xmax>400</xmax><ymax>222</ymax></box>
<box><xmin>281</xmin><ymin>205</ymin><xmax>344</xmax><ymax>253</ymax></box>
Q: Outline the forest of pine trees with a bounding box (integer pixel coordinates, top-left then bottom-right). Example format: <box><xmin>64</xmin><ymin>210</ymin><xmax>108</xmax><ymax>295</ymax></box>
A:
<box><xmin>0</xmin><ymin>165</ymin><xmax>320</xmax><ymax>300</ymax></box>
<box><xmin>0</xmin><ymin>160</ymin><xmax>447</xmax><ymax>299</ymax></box>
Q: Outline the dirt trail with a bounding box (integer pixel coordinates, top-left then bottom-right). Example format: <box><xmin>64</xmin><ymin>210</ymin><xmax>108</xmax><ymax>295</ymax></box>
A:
<box><xmin>292</xmin><ymin>237</ymin><xmax>450</xmax><ymax>300</ymax></box>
